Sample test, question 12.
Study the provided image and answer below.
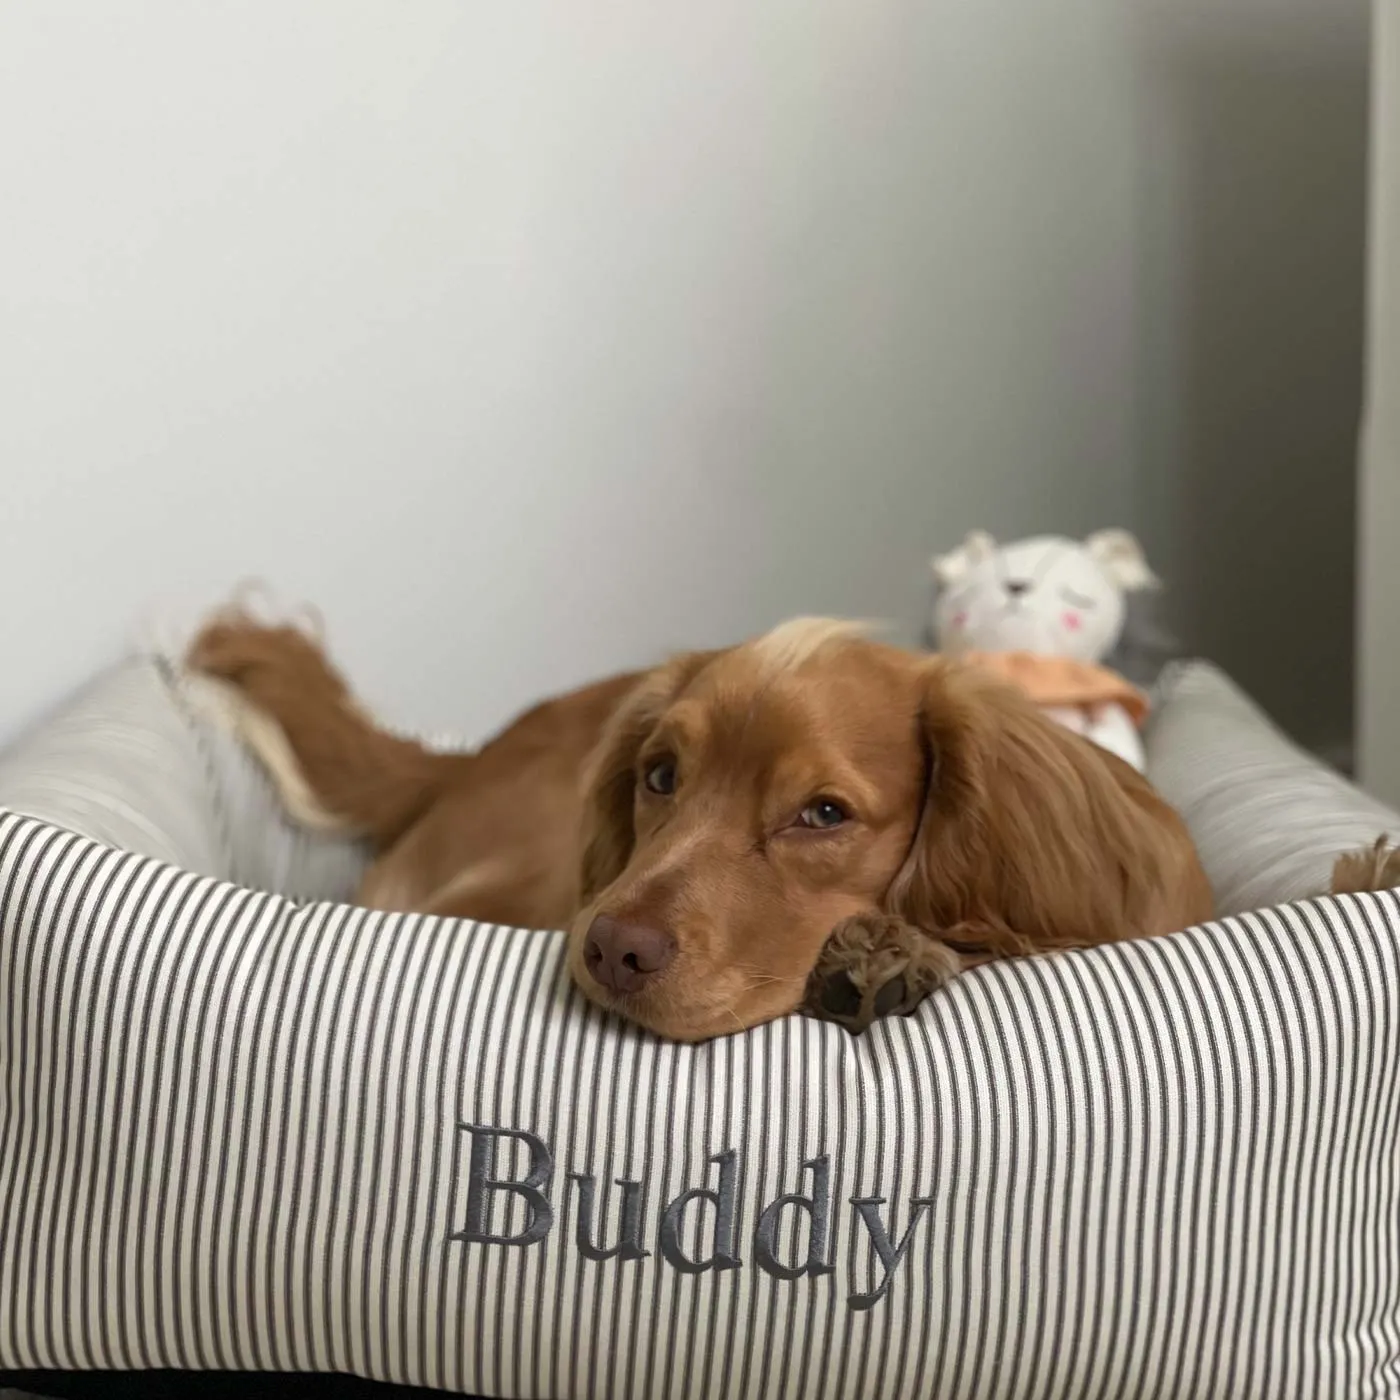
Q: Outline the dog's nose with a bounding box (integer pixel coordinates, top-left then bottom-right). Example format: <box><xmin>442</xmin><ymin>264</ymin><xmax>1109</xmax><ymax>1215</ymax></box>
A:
<box><xmin>1005</xmin><ymin>579</ymin><xmax>1031</xmax><ymax>597</ymax></box>
<box><xmin>583</xmin><ymin>915</ymin><xmax>676</xmax><ymax>994</ymax></box>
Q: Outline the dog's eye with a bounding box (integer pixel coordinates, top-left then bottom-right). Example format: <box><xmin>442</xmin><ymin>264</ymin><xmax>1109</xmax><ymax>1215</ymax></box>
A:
<box><xmin>798</xmin><ymin>798</ymin><xmax>848</xmax><ymax>830</ymax></box>
<box><xmin>642</xmin><ymin>758</ymin><xmax>677</xmax><ymax>796</ymax></box>
<box><xmin>1060</xmin><ymin>587</ymin><xmax>1097</xmax><ymax>609</ymax></box>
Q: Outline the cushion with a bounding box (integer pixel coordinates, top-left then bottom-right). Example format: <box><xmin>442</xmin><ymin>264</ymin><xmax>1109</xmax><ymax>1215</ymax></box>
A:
<box><xmin>1146</xmin><ymin>661</ymin><xmax>1400</xmax><ymax>912</ymax></box>
<box><xmin>3</xmin><ymin>656</ymin><xmax>1400</xmax><ymax>1400</ymax></box>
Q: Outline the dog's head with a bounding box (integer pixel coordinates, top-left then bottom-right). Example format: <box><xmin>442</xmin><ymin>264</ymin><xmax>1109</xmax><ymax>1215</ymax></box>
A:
<box><xmin>568</xmin><ymin>619</ymin><xmax>1169</xmax><ymax>1041</ymax></box>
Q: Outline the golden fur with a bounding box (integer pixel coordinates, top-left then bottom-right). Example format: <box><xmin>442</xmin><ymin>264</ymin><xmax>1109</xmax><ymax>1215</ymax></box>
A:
<box><xmin>188</xmin><ymin>610</ymin><xmax>1218</xmax><ymax>1041</ymax></box>
<box><xmin>1330</xmin><ymin>835</ymin><xmax>1400</xmax><ymax>895</ymax></box>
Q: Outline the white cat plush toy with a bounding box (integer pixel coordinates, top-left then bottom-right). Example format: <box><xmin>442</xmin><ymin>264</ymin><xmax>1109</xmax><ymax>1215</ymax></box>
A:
<box><xmin>930</xmin><ymin>529</ymin><xmax>1159</xmax><ymax>771</ymax></box>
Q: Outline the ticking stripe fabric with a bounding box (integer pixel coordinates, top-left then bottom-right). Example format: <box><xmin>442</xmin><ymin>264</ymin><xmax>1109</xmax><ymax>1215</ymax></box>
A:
<box><xmin>3</xmin><ymin>659</ymin><xmax>1400</xmax><ymax>1400</ymax></box>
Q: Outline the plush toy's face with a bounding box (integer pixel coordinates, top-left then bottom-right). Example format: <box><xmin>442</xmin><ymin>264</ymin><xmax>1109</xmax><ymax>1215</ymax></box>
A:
<box><xmin>932</xmin><ymin>530</ymin><xmax>1156</xmax><ymax>664</ymax></box>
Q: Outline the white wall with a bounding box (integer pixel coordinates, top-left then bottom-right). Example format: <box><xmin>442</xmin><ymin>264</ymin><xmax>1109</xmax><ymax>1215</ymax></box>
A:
<box><xmin>0</xmin><ymin>0</ymin><xmax>1367</xmax><ymax>747</ymax></box>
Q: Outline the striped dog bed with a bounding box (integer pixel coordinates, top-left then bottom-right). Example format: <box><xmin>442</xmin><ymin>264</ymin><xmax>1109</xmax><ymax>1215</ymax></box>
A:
<box><xmin>3</xmin><ymin>656</ymin><xmax>1400</xmax><ymax>1400</ymax></box>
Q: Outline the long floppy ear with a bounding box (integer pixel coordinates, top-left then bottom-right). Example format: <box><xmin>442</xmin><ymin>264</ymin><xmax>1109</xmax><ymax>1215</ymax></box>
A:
<box><xmin>577</xmin><ymin>650</ymin><xmax>717</xmax><ymax>905</ymax></box>
<box><xmin>884</xmin><ymin>660</ymin><xmax>1177</xmax><ymax>959</ymax></box>
<box><xmin>1084</xmin><ymin>528</ymin><xmax>1158</xmax><ymax>591</ymax></box>
<box><xmin>930</xmin><ymin>529</ymin><xmax>996</xmax><ymax>588</ymax></box>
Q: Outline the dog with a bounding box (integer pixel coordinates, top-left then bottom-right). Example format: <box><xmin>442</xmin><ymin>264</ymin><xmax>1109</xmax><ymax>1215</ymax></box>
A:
<box><xmin>186</xmin><ymin>609</ymin><xmax>1220</xmax><ymax>1041</ymax></box>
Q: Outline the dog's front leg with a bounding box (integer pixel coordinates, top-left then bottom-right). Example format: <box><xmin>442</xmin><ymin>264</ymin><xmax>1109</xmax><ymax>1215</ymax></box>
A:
<box><xmin>804</xmin><ymin>914</ymin><xmax>965</xmax><ymax>1034</ymax></box>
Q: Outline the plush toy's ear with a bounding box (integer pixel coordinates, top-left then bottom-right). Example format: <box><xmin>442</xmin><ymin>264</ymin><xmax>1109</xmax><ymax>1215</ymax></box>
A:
<box><xmin>1084</xmin><ymin>528</ymin><xmax>1159</xmax><ymax>592</ymax></box>
<box><xmin>931</xmin><ymin>529</ymin><xmax>997</xmax><ymax>587</ymax></box>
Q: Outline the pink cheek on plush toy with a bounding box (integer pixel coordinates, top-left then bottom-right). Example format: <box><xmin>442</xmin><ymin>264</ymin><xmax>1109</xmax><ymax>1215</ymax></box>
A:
<box><xmin>1062</xmin><ymin>611</ymin><xmax>1083</xmax><ymax>633</ymax></box>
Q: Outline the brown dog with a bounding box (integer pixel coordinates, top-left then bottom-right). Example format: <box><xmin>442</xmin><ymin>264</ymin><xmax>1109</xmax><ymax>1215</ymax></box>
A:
<box><xmin>188</xmin><ymin>612</ymin><xmax>1215</xmax><ymax>1041</ymax></box>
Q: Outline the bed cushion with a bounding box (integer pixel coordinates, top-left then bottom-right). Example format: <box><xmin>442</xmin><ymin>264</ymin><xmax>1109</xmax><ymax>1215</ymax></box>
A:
<box><xmin>3</xmin><ymin>656</ymin><xmax>1400</xmax><ymax>1400</ymax></box>
<box><xmin>1145</xmin><ymin>661</ymin><xmax>1400</xmax><ymax>912</ymax></box>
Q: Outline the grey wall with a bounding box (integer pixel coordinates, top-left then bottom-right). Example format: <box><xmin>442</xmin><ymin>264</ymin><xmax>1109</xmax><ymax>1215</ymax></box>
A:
<box><xmin>1360</xmin><ymin>1</ymin><xmax>1400</xmax><ymax>805</ymax></box>
<box><xmin>0</xmin><ymin>0</ymin><xmax>1370</xmax><ymax>748</ymax></box>
<box><xmin>1129</xmin><ymin>3</ymin><xmax>1369</xmax><ymax>759</ymax></box>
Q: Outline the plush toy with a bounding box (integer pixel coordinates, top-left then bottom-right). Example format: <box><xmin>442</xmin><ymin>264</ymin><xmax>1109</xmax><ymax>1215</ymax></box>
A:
<box><xmin>929</xmin><ymin>529</ymin><xmax>1159</xmax><ymax>771</ymax></box>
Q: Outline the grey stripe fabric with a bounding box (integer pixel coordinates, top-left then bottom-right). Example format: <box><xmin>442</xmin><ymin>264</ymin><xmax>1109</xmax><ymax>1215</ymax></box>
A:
<box><xmin>3</xmin><ymin>658</ymin><xmax>1400</xmax><ymax>1398</ymax></box>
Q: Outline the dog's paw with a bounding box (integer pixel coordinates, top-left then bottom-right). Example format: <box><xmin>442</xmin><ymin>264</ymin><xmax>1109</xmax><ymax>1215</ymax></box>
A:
<box><xmin>804</xmin><ymin>914</ymin><xmax>962</xmax><ymax>1034</ymax></box>
<box><xmin>1331</xmin><ymin>835</ymin><xmax>1400</xmax><ymax>895</ymax></box>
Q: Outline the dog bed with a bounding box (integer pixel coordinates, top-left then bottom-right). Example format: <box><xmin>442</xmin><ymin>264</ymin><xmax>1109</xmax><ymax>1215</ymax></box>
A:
<box><xmin>2</xmin><ymin>655</ymin><xmax>1400</xmax><ymax>1400</ymax></box>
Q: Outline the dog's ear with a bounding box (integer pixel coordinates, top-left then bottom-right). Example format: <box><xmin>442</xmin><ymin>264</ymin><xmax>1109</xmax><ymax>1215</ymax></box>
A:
<box><xmin>884</xmin><ymin>660</ymin><xmax>1168</xmax><ymax>959</ymax></box>
<box><xmin>1084</xmin><ymin>528</ymin><xmax>1158</xmax><ymax>592</ymax></box>
<box><xmin>577</xmin><ymin>651</ymin><xmax>717</xmax><ymax>905</ymax></box>
<box><xmin>930</xmin><ymin>530</ymin><xmax>997</xmax><ymax>588</ymax></box>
